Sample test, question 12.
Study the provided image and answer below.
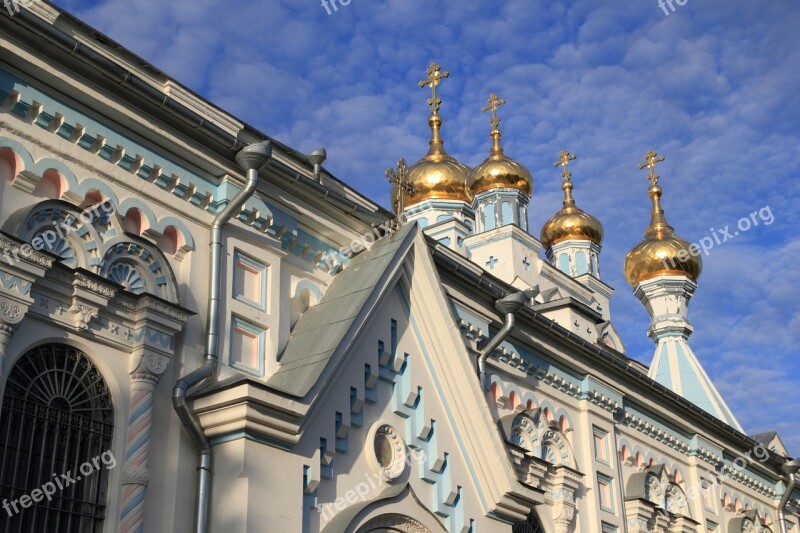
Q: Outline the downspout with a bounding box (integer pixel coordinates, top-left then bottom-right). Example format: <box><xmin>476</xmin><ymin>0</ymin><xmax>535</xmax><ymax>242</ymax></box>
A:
<box><xmin>477</xmin><ymin>291</ymin><xmax>531</xmax><ymax>391</ymax></box>
<box><xmin>779</xmin><ymin>459</ymin><xmax>800</xmax><ymax>533</ymax></box>
<box><xmin>172</xmin><ymin>141</ymin><xmax>272</xmax><ymax>533</ymax></box>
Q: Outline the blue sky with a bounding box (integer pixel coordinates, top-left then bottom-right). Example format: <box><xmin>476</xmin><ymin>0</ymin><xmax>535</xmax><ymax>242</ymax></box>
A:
<box><xmin>51</xmin><ymin>0</ymin><xmax>800</xmax><ymax>454</ymax></box>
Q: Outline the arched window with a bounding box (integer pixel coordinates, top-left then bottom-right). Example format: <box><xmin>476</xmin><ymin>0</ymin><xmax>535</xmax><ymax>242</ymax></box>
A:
<box><xmin>557</xmin><ymin>254</ymin><xmax>570</xmax><ymax>275</ymax></box>
<box><xmin>575</xmin><ymin>251</ymin><xmax>588</xmax><ymax>275</ymax></box>
<box><xmin>484</xmin><ymin>203</ymin><xmax>496</xmax><ymax>231</ymax></box>
<box><xmin>512</xmin><ymin>510</ymin><xmax>546</xmax><ymax>533</ymax></box>
<box><xmin>501</xmin><ymin>201</ymin><xmax>513</xmax><ymax>226</ymax></box>
<box><xmin>0</xmin><ymin>344</ymin><xmax>114</xmax><ymax>532</ymax></box>
<box><xmin>355</xmin><ymin>513</ymin><xmax>432</xmax><ymax>532</ymax></box>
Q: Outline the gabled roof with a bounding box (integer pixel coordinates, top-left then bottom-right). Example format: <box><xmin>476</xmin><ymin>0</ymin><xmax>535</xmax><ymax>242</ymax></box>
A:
<box><xmin>267</xmin><ymin>223</ymin><xmax>417</xmax><ymax>397</ymax></box>
<box><xmin>254</xmin><ymin>223</ymin><xmax>538</xmax><ymax>521</ymax></box>
<box><xmin>751</xmin><ymin>431</ymin><xmax>789</xmax><ymax>457</ymax></box>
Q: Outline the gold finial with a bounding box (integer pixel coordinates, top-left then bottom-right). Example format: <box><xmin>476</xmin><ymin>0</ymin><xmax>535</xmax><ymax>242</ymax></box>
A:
<box><xmin>553</xmin><ymin>149</ymin><xmax>576</xmax><ymax>179</ymax></box>
<box><xmin>637</xmin><ymin>150</ymin><xmax>671</xmax><ymax>235</ymax></box>
<box><xmin>418</xmin><ymin>62</ymin><xmax>451</xmax><ymax>158</ymax></box>
<box><xmin>553</xmin><ymin>150</ymin><xmax>577</xmax><ymax>207</ymax></box>
<box><xmin>386</xmin><ymin>158</ymin><xmax>416</xmax><ymax>233</ymax></box>
<box><xmin>638</xmin><ymin>150</ymin><xmax>665</xmax><ymax>186</ymax></box>
<box><xmin>418</xmin><ymin>62</ymin><xmax>449</xmax><ymax>115</ymax></box>
<box><xmin>481</xmin><ymin>93</ymin><xmax>506</xmax><ymax>156</ymax></box>
<box><xmin>481</xmin><ymin>93</ymin><xmax>506</xmax><ymax>129</ymax></box>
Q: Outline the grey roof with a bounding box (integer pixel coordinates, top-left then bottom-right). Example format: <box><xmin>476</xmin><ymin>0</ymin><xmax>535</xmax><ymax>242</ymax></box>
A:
<box><xmin>751</xmin><ymin>432</ymin><xmax>778</xmax><ymax>445</ymax></box>
<box><xmin>266</xmin><ymin>223</ymin><xmax>417</xmax><ymax>397</ymax></box>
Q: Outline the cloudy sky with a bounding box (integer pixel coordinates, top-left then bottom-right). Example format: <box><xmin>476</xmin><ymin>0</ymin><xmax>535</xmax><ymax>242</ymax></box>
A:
<box><xmin>51</xmin><ymin>0</ymin><xmax>800</xmax><ymax>454</ymax></box>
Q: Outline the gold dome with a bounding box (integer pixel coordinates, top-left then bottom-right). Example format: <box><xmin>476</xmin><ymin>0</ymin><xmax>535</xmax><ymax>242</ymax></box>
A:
<box><xmin>623</xmin><ymin>151</ymin><xmax>702</xmax><ymax>287</ymax></box>
<box><xmin>467</xmin><ymin>94</ymin><xmax>533</xmax><ymax>197</ymax></box>
<box><xmin>390</xmin><ymin>63</ymin><xmax>471</xmax><ymax>212</ymax></box>
<box><xmin>540</xmin><ymin>150</ymin><xmax>603</xmax><ymax>249</ymax></box>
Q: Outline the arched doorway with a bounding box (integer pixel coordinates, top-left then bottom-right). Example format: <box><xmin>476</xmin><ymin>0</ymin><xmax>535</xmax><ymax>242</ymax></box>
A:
<box><xmin>356</xmin><ymin>513</ymin><xmax>433</xmax><ymax>533</ymax></box>
<box><xmin>0</xmin><ymin>344</ymin><xmax>114</xmax><ymax>532</ymax></box>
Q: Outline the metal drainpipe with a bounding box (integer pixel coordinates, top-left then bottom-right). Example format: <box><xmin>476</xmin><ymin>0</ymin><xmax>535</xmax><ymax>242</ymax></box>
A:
<box><xmin>779</xmin><ymin>459</ymin><xmax>800</xmax><ymax>533</ymax></box>
<box><xmin>172</xmin><ymin>141</ymin><xmax>272</xmax><ymax>533</ymax></box>
<box><xmin>477</xmin><ymin>291</ymin><xmax>531</xmax><ymax>390</ymax></box>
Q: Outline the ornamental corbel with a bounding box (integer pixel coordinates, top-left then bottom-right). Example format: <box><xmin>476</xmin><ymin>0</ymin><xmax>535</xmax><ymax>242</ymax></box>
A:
<box><xmin>73</xmin><ymin>303</ymin><xmax>99</xmax><ymax>330</ymax></box>
<box><xmin>0</xmin><ymin>297</ymin><xmax>24</xmax><ymax>325</ymax></box>
<box><xmin>129</xmin><ymin>350</ymin><xmax>170</xmax><ymax>377</ymax></box>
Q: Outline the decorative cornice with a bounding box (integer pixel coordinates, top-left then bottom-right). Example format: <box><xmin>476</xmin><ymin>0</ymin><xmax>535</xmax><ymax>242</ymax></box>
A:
<box><xmin>0</xmin><ymin>234</ymin><xmax>56</xmax><ymax>269</ymax></box>
<box><xmin>142</xmin><ymin>297</ymin><xmax>190</xmax><ymax>323</ymax></box>
<box><xmin>619</xmin><ymin>411</ymin><xmax>691</xmax><ymax>455</ymax></box>
<box><xmin>74</xmin><ymin>273</ymin><xmax>117</xmax><ymax>299</ymax></box>
<box><xmin>0</xmin><ymin>77</ymin><xmax>339</xmax><ymax>273</ymax></box>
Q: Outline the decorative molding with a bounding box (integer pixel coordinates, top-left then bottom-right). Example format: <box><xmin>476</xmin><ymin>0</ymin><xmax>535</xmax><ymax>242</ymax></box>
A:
<box><xmin>144</xmin><ymin>298</ymin><xmax>190</xmax><ymax>323</ymax></box>
<box><xmin>0</xmin><ymin>237</ymin><xmax>56</xmax><ymax>269</ymax></box>
<box><xmin>619</xmin><ymin>411</ymin><xmax>691</xmax><ymax>455</ymax></box>
<box><xmin>0</xmin><ymin>298</ymin><xmax>24</xmax><ymax>324</ymax></box>
<box><xmin>356</xmin><ymin>514</ymin><xmax>431</xmax><ymax>533</ymax></box>
<box><xmin>73</xmin><ymin>303</ymin><xmax>99</xmax><ymax>330</ymax></box>
<box><xmin>74</xmin><ymin>273</ymin><xmax>117</xmax><ymax>299</ymax></box>
<box><xmin>129</xmin><ymin>351</ymin><xmax>170</xmax><ymax>376</ymax></box>
<box><xmin>0</xmin><ymin>271</ymin><xmax>33</xmax><ymax>296</ymax></box>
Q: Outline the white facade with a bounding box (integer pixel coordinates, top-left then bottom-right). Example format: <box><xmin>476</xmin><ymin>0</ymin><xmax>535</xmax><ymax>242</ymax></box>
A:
<box><xmin>0</xmin><ymin>4</ymin><xmax>797</xmax><ymax>533</ymax></box>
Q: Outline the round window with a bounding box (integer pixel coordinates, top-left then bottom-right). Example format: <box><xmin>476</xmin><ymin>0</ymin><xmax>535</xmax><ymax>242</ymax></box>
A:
<box><xmin>369</xmin><ymin>424</ymin><xmax>407</xmax><ymax>482</ymax></box>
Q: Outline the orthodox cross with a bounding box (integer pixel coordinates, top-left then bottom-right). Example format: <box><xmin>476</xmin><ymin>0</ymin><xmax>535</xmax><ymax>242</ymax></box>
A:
<box><xmin>386</xmin><ymin>158</ymin><xmax>415</xmax><ymax>233</ymax></box>
<box><xmin>481</xmin><ymin>93</ymin><xmax>506</xmax><ymax>129</ymax></box>
<box><xmin>418</xmin><ymin>62</ymin><xmax>449</xmax><ymax>114</ymax></box>
<box><xmin>553</xmin><ymin>149</ymin><xmax>576</xmax><ymax>181</ymax></box>
<box><xmin>638</xmin><ymin>150</ymin><xmax>665</xmax><ymax>185</ymax></box>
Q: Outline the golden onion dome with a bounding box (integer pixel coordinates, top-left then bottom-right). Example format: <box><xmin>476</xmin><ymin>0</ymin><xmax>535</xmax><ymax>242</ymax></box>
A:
<box><xmin>390</xmin><ymin>63</ymin><xmax>471</xmax><ymax>212</ymax></box>
<box><xmin>467</xmin><ymin>94</ymin><xmax>533</xmax><ymax>197</ymax></box>
<box><xmin>540</xmin><ymin>150</ymin><xmax>603</xmax><ymax>249</ymax></box>
<box><xmin>623</xmin><ymin>151</ymin><xmax>702</xmax><ymax>287</ymax></box>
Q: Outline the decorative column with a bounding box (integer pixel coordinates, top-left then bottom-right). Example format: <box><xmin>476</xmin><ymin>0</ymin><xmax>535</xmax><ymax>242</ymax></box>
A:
<box><xmin>652</xmin><ymin>508</ymin><xmax>670</xmax><ymax>532</ymax></box>
<box><xmin>625</xmin><ymin>499</ymin><xmax>657</xmax><ymax>533</ymax></box>
<box><xmin>0</xmin><ymin>236</ymin><xmax>53</xmax><ymax>376</ymax></box>
<box><xmin>544</xmin><ymin>464</ymin><xmax>582</xmax><ymax>533</ymax></box>
<box><xmin>0</xmin><ymin>322</ymin><xmax>16</xmax><ymax>377</ymax></box>
<box><xmin>119</xmin><ymin>351</ymin><xmax>169</xmax><ymax>533</ymax></box>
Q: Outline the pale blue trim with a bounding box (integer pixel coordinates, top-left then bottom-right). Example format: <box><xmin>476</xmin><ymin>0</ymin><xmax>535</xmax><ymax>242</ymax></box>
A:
<box><xmin>233</xmin><ymin>251</ymin><xmax>268</xmax><ymax>311</ymax></box>
<box><xmin>229</xmin><ymin>316</ymin><xmax>266</xmax><ymax>376</ymax></box>
<box><xmin>396</xmin><ymin>287</ymin><xmax>490</xmax><ymax>517</ymax></box>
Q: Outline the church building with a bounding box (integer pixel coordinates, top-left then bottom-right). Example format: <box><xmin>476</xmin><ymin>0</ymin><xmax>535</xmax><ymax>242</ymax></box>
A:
<box><xmin>0</xmin><ymin>3</ymin><xmax>797</xmax><ymax>532</ymax></box>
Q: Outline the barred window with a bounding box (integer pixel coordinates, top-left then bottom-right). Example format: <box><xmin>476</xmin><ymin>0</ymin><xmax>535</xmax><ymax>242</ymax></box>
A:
<box><xmin>0</xmin><ymin>344</ymin><xmax>114</xmax><ymax>533</ymax></box>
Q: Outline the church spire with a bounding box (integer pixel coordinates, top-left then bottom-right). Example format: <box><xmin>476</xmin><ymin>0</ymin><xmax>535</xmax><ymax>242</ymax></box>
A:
<box><xmin>625</xmin><ymin>151</ymin><xmax>741</xmax><ymax>431</ymax></box>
